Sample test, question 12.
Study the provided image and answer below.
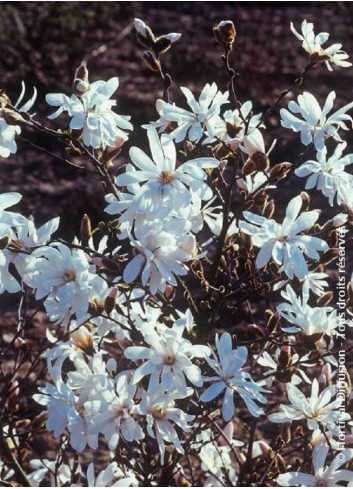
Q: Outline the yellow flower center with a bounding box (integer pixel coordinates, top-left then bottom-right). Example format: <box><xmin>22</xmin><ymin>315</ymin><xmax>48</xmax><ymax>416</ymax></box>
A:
<box><xmin>63</xmin><ymin>269</ymin><xmax>76</xmax><ymax>283</ymax></box>
<box><xmin>163</xmin><ymin>352</ymin><xmax>176</xmax><ymax>365</ymax></box>
<box><xmin>158</xmin><ymin>171</ymin><xmax>174</xmax><ymax>185</ymax></box>
<box><xmin>152</xmin><ymin>405</ymin><xmax>165</xmax><ymax>420</ymax></box>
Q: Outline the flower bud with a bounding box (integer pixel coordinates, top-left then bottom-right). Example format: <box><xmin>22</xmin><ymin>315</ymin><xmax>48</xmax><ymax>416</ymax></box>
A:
<box><xmin>0</xmin><ymin>90</ymin><xmax>10</xmax><ymax>108</ymax></box>
<box><xmin>1</xmin><ymin>108</ymin><xmax>25</xmax><ymax>126</ymax></box>
<box><xmin>73</xmin><ymin>63</ymin><xmax>90</xmax><ymax>95</ymax></box>
<box><xmin>80</xmin><ymin>214</ymin><xmax>92</xmax><ymax>243</ymax></box>
<box><xmin>101</xmin><ymin>257</ymin><xmax>121</xmax><ymax>273</ymax></box>
<box><xmin>164</xmin><ymin>285</ymin><xmax>175</xmax><ymax>302</ymax></box>
<box><xmin>134</xmin><ymin>18</ymin><xmax>155</xmax><ymax>48</ymax></box>
<box><xmin>300</xmin><ymin>191</ymin><xmax>310</xmax><ymax>211</ymax></box>
<box><xmin>165</xmin><ymin>32</ymin><xmax>182</xmax><ymax>43</ymax></box>
<box><xmin>251</xmin><ymin>151</ymin><xmax>269</xmax><ymax>171</ymax></box>
<box><xmin>213</xmin><ymin>20</ymin><xmax>237</xmax><ymax>49</ymax></box>
<box><xmin>270</xmin><ymin>162</ymin><xmax>292</xmax><ymax>183</ymax></box>
<box><xmin>142</xmin><ymin>50</ymin><xmax>161</xmax><ymax>72</ymax></box>
<box><xmin>242</xmin><ymin>158</ymin><xmax>256</xmax><ymax>176</ymax></box>
<box><xmin>278</xmin><ymin>345</ymin><xmax>291</xmax><ymax>368</ymax></box>
<box><xmin>0</xmin><ymin>235</ymin><xmax>10</xmax><ymax>249</ymax></box>
<box><xmin>104</xmin><ymin>287</ymin><xmax>118</xmax><ymax>315</ymax></box>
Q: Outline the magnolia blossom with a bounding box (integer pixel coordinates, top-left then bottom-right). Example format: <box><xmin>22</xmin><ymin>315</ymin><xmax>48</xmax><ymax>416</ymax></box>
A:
<box><xmin>268</xmin><ymin>379</ymin><xmax>350</xmax><ymax>436</ymax></box>
<box><xmin>295</xmin><ymin>142</ymin><xmax>353</xmax><ymax>206</ymax></box>
<box><xmin>33</xmin><ymin>379</ymin><xmax>98</xmax><ymax>452</ymax></box>
<box><xmin>278</xmin><ymin>441</ymin><xmax>353</xmax><ymax>486</ymax></box>
<box><xmin>0</xmin><ymin>192</ymin><xmax>27</xmax><ymax>270</ymax></box>
<box><xmin>0</xmin><ymin>82</ymin><xmax>37</xmax><ymax>157</ymax></box>
<box><xmin>46</xmin><ymin>77</ymin><xmax>132</xmax><ymax>149</ymax></box>
<box><xmin>87</xmin><ymin>372</ymin><xmax>144</xmax><ymax>450</ymax></box>
<box><xmin>257</xmin><ymin>348</ymin><xmax>313</xmax><ymax>387</ymax></box>
<box><xmin>290</xmin><ymin>19</ymin><xmax>352</xmax><ymax>71</ymax></box>
<box><xmin>123</xmin><ymin>222</ymin><xmax>196</xmax><ymax>295</ymax></box>
<box><xmin>278</xmin><ymin>284</ymin><xmax>343</xmax><ymax>342</ymax></box>
<box><xmin>239</xmin><ymin>194</ymin><xmax>328</xmax><ymax>279</ymax></box>
<box><xmin>83</xmin><ymin>461</ymin><xmax>137</xmax><ymax>487</ymax></box>
<box><xmin>28</xmin><ymin>458</ymin><xmax>78</xmax><ymax>487</ymax></box>
<box><xmin>280</xmin><ymin>91</ymin><xmax>353</xmax><ymax>150</ymax></box>
<box><xmin>116</xmin><ymin>127</ymin><xmax>220</xmax><ymax>215</ymax></box>
<box><xmin>201</xmin><ymin>332</ymin><xmax>267</xmax><ymax>421</ymax></box>
<box><xmin>139</xmin><ymin>388</ymin><xmax>195</xmax><ymax>464</ymax></box>
<box><xmin>125</xmin><ymin>324</ymin><xmax>209</xmax><ymax>395</ymax></box>
<box><xmin>152</xmin><ymin>82</ymin><xmax>229</xmax><ymax>143</ymax></box>
<box><xmin>25</xmin><ymin>242</ymin><xmax>95</xmax><ymax>320</ymax></box>
<box><xmin>0</xmin><ymin>216</ymin><xmax>59</xmax><ymax>295</ymax></box>
<box><xmin>204</xmin><ymin>100</ymin><xmax>263</xmax><ymax>148</ymax></box>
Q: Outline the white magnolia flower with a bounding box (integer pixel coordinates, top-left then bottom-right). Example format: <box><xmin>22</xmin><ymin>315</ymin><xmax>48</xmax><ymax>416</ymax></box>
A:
<box><xmin>1</xmin><ymin>216</ymin><xmax>59</xmax><ymax>295</ymax></box>
<box><xmin>116</xmin><ymin>127</ymin><xmax>220</xmax><ymax>215</ymax></box>
<box><xmin>203</xmin><ymin>100</ymin><xmax>263</xmax><ymax>148</ymax></box>
<box><xmin>0</xmin><ymin>192</ymin><xmax>27</xmax><ymax>287</ymax></box>
<box><xmin>84</xmin><ymin>462</ymin><xmax>136</xmax><ymax>487</ymax></box>
<box><xmin>278</xmin><ymin>284</ymin><xmax>343</xmax><ymax>341</ymax></box>
<box><xmin>29</xmin><ymin>458</ymin><xmax>78</xmax><ymax>487</ymax></box>
<box><xmin>257</xmin><ymin>348</ymin><xmax>313</xmax><ymax>387</ymax></box>
<box><xmin>0</xmin><ymin>82</ymin><xmax>37</xmax><ymax>158</ymax></box>
<box><xmin>291</xmin><ymin>19</ymin><xmax>352</xmax><ymax>71</ymax></box>
<box><xmin>139</xmin><ymin>387</ymin><xmax>195</xmax><ymax>464</ymax></box>
<box><xmin>125</xmin><ymin>324</ymin><xmax>209</xmax><ymax>395</ymax></box>
<box><xmin>295</xmin><ymin>142</ymin><xmax>353</xmax><ymax>206</ymax></box>
<box><xmin>280</xmin><ymin>91</ymin><xmax>353</xmax><ymax>151</ymax></box>
<box><xmin>123</xmin><ymin>222</ymin><xmax>196</xmax><ymax>295</ymax></box>
<box><xmin>25</xmin><ymin>242</ymin><xmax>95</xmax><ymax>320</ymax></box>
<box><xmin>87</xmin><ymin>372</ymin><xmax>144</xmax><ymax>450</ymax></box>
<box><xmin>268</xmin><ymin>379</ymin><xmax>350</xmax><ymax>436</ymax></box>
<box><xmin>152</xmin><ymin>82</ymin><xmax>229</xmax><ymax>143</ymax></box>
<box><xmin>201</xmin><ymin>332</ymin><xmax>267</xmax><ymax>421</ymax></box>
<box><xmin>239</xmin><ymin>194</ymin><xmax>328</xmax><ymax>279</ymax></box>
<box><xmin>278</xmin><ymin>440</ymin><xmax>353</xmax><ymax>486</ymax></box>
<box><xmin>46</xmin><ymin>77</ymin><xmax>132</xmax><ymax>149</ymax></box>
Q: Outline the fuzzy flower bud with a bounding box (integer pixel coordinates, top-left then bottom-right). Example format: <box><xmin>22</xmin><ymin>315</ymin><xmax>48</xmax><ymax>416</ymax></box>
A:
<box><xmin>213</xmin><ymin>20</ymin><xmax>237</xmax><ymax>49</ymax></box>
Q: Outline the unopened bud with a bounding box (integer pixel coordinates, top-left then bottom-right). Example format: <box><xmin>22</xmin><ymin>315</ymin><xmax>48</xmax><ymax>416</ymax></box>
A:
<box><xmin>142</xmin><ymin>50</ymin><xmax>161</xmax><ymax>72</ymax></box>
<box><xmin>242</xmin><ymin>158</ymin><xmax>256</xmax><ymax>176</ymax></box>
<box><xmin>1</xmin><ymin>108</ymin><xmax>25</xmax><ymax>126</ymax></box>
<box><xmin>73</xmin><ymin>63</ymin><xmax>90</xmax><ymax>95</ymax></box>
<box><xmin>104</xmin><ymin>287</ymin><xmax>118</xmax><ymax>315</ymax></box>
<box><xmin>71</xmin><ymin>326</ymin><xmax>94</xmax><ymax>354</ymax></box>
<box><xmin>134</xmin><ymin>18</ymin><xmax>155</xmax><ymax>48</ymax></box>
<box><xmin>164</xmin><ymin>285</ymin><xmax>175</xmax><ymax>302</ymax></box>
<box><xmin>270</xmin><ymin>162</ymin><xmax>292</xmax><ymax>183</ymax></box>
<box><xmin>0</xmin><ymin>235</ymin><xmax>10</xmax><ymax>249</ymax></box>
<box><xmin>80</xmin><ymin>214</ymin><xmax>92</xmax><ymax>243</ymax></box>
<box><xmin>278</xmin><ymin>345</ymin><xmax>291</xmax><ymax>368</ymax></box>
<box><xmin>251</xmin><ymin>151</ymin><xmax>269</xmax><ymax>171</ymax></box>
<box><xmin>213</xmin><ymin>20</ymin><xmax>237</xmax><ymax>49</ymax></box>
<box><xmin>101</xmin><ymin>257</ymin><xmax>121</xmax><ymax>274</ymax></box>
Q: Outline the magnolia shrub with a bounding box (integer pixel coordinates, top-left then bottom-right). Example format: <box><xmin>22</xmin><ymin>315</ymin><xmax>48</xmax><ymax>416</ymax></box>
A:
<box><xmin>0</xmin><ymin>17</ymin><xmax>353</xmax><ymax>488</ymax></box>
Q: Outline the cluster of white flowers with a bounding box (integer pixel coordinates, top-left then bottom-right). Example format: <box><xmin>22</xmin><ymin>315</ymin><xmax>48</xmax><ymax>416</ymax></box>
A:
<box><xmin>46</xmin><ymin>77</ymin><xmax>133</xmax><ymax>149</ymax></box>
<box><xmin>0</xmin><ymin>15</ymin><xmax>352</xmax><ymax>488</ymax></box>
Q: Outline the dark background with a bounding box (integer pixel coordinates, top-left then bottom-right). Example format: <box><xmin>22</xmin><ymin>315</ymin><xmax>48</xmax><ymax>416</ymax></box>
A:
<box><xmin>1</xmin><ymin>1</ymin><xmax>353</xmax><ymax>234</ymax></box>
